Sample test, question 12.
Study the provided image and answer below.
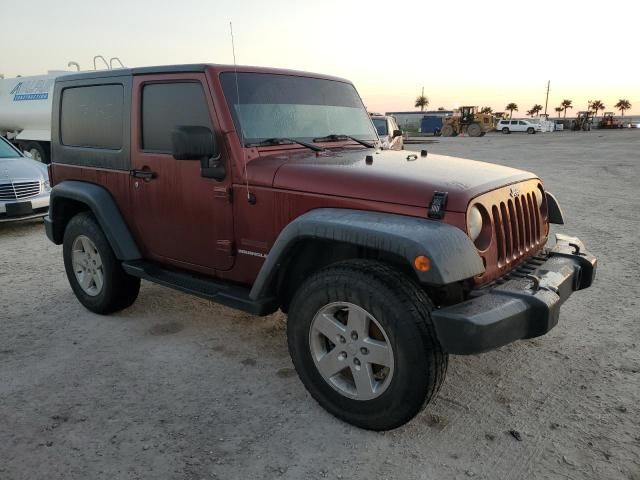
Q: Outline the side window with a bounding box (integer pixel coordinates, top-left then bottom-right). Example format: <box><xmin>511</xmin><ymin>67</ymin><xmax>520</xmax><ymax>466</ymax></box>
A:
<box><xmin>61</xmin><ymin>84</ymin><xmax>123</xmax><ymax>149</ymax></box>
<box><xmin>511</xmin><ymin>121</ymin><xmax>518</xmax><ymax>125</ymax></box>
<box><xmin>142</xmin><ymin>82</ymin><xmax>212</xmax><ymax>153</ymax></box>
<box><xmin>519</xmin><ymin>121</ymin><xmax>526</xmax><ymax>125</ymax></box>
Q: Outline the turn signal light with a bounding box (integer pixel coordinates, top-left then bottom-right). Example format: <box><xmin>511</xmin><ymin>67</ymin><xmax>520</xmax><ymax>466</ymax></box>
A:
<box><xmin>414</xmin><ymin>255</ymin><xmax>431</xmax><ymax>272</ymax></box>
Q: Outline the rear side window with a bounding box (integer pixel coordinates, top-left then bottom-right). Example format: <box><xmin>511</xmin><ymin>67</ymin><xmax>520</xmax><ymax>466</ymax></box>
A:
<box><xmin>60</xmin><ymin>85</ymin><xmax>123</xmax><ymax>149</ymax></box>
<box><xmin>142</xmin><ymin>82</ymin><xmax>212</xmax><ymax>152</ymax></box>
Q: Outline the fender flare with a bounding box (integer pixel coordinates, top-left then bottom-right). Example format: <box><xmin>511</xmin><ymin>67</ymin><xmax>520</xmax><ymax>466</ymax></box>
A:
<box><xmin>249</xmin><ymin>208</ymin><xmax>485</xmax><ymax>300</ymax></box>
<box><xmin>545</xmin><ymin>192</ymin><xmax>565</xmax><ymax>225</ymax></box>
<box><xmin>45</xmin><ymin>180</ymin><xmax>141</xmax><ymax>260</ymax></box>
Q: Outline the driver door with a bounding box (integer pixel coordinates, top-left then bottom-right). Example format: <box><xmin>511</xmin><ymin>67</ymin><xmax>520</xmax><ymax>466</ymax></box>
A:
<box><xmin>129</xmin><ymin>73</ymin><xmax>235</xmax><ymax>273</ymax></box>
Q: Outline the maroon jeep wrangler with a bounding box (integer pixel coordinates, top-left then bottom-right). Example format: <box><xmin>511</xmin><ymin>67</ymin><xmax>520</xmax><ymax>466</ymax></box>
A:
<box><xmin>44</xmin><ymin>64</ymin><xmax>596</xmax><ymax>430</ymax></box>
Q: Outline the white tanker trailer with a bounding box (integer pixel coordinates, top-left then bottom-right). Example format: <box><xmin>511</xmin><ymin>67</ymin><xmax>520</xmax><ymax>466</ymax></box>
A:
<box><xmin>0</xmin><ymin>71</ymin><xmax>67</xmax><ymax>163</ymax></box>
<box><xmin>0</xmin><ymin>56</ymin><xmax>125</xmax><ymax>163</ymax></box>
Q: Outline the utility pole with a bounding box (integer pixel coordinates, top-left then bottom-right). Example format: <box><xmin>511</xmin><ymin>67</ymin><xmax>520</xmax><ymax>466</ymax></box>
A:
<box><xmin>544</xmin><ymin>80</ymin><xmax>550</xmax><ymax>116</ymax></box>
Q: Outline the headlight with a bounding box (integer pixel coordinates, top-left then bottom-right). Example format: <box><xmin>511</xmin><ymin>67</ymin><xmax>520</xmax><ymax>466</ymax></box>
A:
<box><xmin>534</xmin><ymin>186</ymin><xmax>543</xmax><ymax>208</ymax></box>
<box><xmin>43</xmin><ymin>180</ymin><xmax>51</xmax><ymax>192</ymax></box>
<box><xmin>467</xmin><ymin>205</ymin><xmax>483</xmax><ymax>241</ymax></box>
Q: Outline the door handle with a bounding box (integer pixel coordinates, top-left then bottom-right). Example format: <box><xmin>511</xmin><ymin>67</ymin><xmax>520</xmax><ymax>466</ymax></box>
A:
<box><xmin>130</xmin><ymin>169</ymin><xmax>157</xmax><ymax>180</ymax></box>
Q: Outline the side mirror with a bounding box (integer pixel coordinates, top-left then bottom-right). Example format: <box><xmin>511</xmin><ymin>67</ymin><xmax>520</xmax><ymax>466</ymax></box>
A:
<box><xmin>393</xmin><ymin>129</ymin><xmax>403</xmax><ymax>138</ymax></box>
<box><xmin>171</xmin><ymin>126</ymin><xmax>225</xmax><ymax>181</ymax></box>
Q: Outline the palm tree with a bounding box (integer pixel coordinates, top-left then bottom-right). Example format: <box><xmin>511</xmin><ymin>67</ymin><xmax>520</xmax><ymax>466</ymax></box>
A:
<box><xmin>415</xmin><ymin>94</ymin><xmax>429</xmax><ymax>112</ymax></box>
<box><xmin>591</xmin><ymin>100</ymin><xmax>605</xmax><ymax>119</ymax></box>
<box><xmin>560</xmin><ymin>99</ymin><xmax>573</xmax><ymax>118</ymax></box>
<box><xmin>505</xmin><ymin>103</ymin><xmax>518</xmax><ymax>119</ymax></box>
<box><xmin>555</xmin><ymin>107</ymin><xmax>564</xmax><ymax>118</ymax></box>
<box><xmin>614</xmin><ymin>99</ymin><xmax>631</xmax><ymax>117</ymax></box>
<box><xmin>480</xmin><ymin>106</ymin><xmax>493</xmax><ymax>114</ymax></box>
<box><xmin>528</xmin><ymin>104</ymin><xmax>543</xmax><ymax>117</ymax></box>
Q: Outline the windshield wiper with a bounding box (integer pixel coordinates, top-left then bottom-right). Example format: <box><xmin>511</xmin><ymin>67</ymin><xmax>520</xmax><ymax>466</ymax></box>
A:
<box><xmin>312</xmin><ymin>134</ymin><xmax>376</xmax><ymax>148</ymax></box>
<box><xmin>246</xmin><ymin>137</ymin><xmax>325</xmax><ymax>152</ymax></box>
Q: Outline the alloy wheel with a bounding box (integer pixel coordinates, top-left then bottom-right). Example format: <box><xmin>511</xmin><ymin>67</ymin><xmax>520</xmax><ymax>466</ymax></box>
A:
<box><xmin>308</xmin><ymin>302</ymin><xmax>394</xmax><ymax>401</ymax></box>
<box><xmin>71</xmin><ymin>235</ymin><xmax>104</xmax><ymax>296</ymax></box>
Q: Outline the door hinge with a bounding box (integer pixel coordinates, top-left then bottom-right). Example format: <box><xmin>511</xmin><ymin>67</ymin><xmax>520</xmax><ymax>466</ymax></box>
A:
<box><xmin>214</xmin><ymin>186</ymin><xmax>233</xmax><ymax>203</ymax></box>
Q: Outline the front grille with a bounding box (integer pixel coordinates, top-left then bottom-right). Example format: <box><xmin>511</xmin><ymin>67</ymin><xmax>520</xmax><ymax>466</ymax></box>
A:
<box><xmin>472</xmin><ymin>179</ymin><xmax>548</xmax><ymax>286</ymax></box>
<box><xmin>491</xmin><ymin>191</ymin><xmax>544</xmax><ymax>266</ymax></box>
<box><xmin>0</xmin><ymin>181</ymin><xmax>41</xmax><ymax>200</ymax></box>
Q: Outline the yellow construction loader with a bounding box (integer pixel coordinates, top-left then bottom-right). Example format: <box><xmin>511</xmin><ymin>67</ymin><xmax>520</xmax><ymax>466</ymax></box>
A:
<box><xmin>441</xmin><ymin>106</ymin><xmax>495</xmax><ymax>137</ymax></box>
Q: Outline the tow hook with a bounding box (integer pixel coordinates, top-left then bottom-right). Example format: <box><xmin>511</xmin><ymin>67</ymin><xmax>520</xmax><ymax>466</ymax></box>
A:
<box><xmin>526</xmin><ymin>273</ymin><xmax>559</xmax><ymax>294</ymax></box>
<box><xmin>569</xmin><ymin>242</ymin><xmax>586</xmax><ymax>256</ymax></box>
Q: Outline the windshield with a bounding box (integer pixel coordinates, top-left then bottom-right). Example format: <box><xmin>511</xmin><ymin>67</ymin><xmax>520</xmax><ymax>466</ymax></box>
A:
<box><xmin>0</xmin><ymin>138</ymin><xmax>21</xmax><ymax>158</ymax></box>
<box><xmin>372</xmin><ymin>118</ymin><xmax>388</xmax><ymax>136</ymax></box>
<box><xmin>220</xmin><ymin>73</ymin><xmax>377</xmax><ymax>145</ymax></box>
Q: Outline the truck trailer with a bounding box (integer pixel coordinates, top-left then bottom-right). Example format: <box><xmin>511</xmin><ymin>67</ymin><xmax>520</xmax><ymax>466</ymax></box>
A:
<box><xmin>0</xmin><ymin>71</ymin><xmax>67</xmax><ymax>163</ymax></box>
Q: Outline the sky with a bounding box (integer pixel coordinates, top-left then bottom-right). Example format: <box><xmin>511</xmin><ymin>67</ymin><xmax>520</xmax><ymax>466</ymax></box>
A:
<box><xmin>2</xmin><ymin>0</ymin><xmax>639</xmax><ymax>115</ymax></box>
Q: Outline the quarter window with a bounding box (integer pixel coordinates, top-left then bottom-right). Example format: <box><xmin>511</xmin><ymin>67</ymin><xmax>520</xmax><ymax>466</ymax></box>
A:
<box><xmin>60</xmin><ymin>84</ymin><xmax>124</xmax><ymax>149</ymax></box>
<box><xmin>141</xmin><ymin>82</ymin><xmax>212</xmax><ymax>152</ymax></box>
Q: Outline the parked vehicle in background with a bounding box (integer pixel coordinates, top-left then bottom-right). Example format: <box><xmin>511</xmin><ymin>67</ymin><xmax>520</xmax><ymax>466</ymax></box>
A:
<box><xmin>441</xmin><ymin>106</ymin><xmax>494</xmax><ymax>137</ymax></box>
<box><xmin>598</xmin><ymin>112</ymin><xmax>624</xmax><ymax>129</ymax></box>
<box><xmin>497</xmin><ymin>119</ymin><xmax>541</xmax><ymax>134</ymax></box>
<box><xmin>44</xmin><ymin>64</ymin><xmax>596</xmax><ymax>430</ymax></box>
<box><xmin>571</xmin><ymin>111</ymin><xmax>594</xmax><ymax>131</ymax></box>
<box><xmin>0</xmin><ymin>136</ymin><xmax>50</xmax><ymax>222</ymax></box>
<box><xmin>371</xmin><ymin>115</ymin><xmax>403</xmax><ymax>150</ymax></box>
<box><xmin>0</xmin><ymin>72</ymin><xmax>62</xmax><ymax>163</ymax></box>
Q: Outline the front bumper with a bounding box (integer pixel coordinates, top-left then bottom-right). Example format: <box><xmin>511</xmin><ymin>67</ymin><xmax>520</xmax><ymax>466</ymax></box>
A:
<box><xmin>0</xmin><ymin>193</ymin><xmax>50</xmax><ymax>223</ymax></box>
<box><xmin>432</xmin><ymin>234</ymin><xmax>597</xmax><ymax>355</ymax></box>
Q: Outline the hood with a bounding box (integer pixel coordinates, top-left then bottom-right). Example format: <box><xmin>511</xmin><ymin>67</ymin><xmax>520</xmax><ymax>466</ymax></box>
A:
<box><xmin>0</xmin><ymin>157</ymin><xmax>48</xmax><ymax>183</ymax></box>
<box><xmin>249</xmin><ymin>148</ymin><xmax>537</xmax><ymax>212</ymax></box>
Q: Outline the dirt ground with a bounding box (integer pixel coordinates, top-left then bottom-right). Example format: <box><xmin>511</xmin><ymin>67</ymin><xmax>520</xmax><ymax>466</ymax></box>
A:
<box><xmin>1</xmin><ymin>130</ymin><xmax>639</xmax><ymax>480</ymax></box>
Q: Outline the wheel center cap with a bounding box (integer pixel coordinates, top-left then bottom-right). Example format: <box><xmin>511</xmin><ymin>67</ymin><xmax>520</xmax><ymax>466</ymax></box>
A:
<box><xmin>347</xmin><ymin>342</ymin><xmax>358</xmax><ymax>354</ymax></box>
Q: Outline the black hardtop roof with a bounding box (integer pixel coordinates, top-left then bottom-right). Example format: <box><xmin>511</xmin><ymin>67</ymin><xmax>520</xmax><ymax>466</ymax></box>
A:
<box><xmin>55</xmin><ymin>64</ymin><xmax>208</xmax><ymax>82</ymax></box>
<box><xmin>55</xmin><ymin>63</ymin><xmax>351</xmax><ymax>84</ymax></box>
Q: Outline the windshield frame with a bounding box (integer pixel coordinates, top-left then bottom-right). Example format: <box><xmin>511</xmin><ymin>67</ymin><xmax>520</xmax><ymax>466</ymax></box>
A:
<box><xmin>219</xmin><ymin>72</ymin><xmax>379</xmax><ymax>147</ymax></box>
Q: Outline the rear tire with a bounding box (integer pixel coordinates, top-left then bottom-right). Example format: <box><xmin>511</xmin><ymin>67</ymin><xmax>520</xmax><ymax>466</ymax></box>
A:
<box><xmin>287</xmin><ymin>259</ymin><xmax>448</xmax><ymax>430</ymax></box>
<box><xmin>527</xmin><ymin>127</ymin><xmax>535</xmax><ymax>134</ymax></box>
<box><xmin>467</xmin><ymin>123</ymin><xmax>482</xmax><ymax>137</ymax></box>
<box><xmin>21</xmin><ymin>141</ymin><xmax>49</xmax><ymax>163</ymax></box>
<box><xmin>63</xmin><ymin>212</ymin><xmax>140</xmax><ymax>314</ymax></box>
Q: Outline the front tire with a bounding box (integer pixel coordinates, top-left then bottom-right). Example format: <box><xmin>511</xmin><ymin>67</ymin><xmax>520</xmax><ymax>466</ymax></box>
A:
<box><xmin>502</xmin><ymin>127</ymin><xmax>510</xmax><ymax>134</ymax></box>
<box><xmin>287</xmin><ymin>260</ymin><xmax>447</xmax><ymax>430</ymax></box>
<box><xmin>63</xmin><ymin>212</ymin><xmax>140</xmax><ymax>314</ymax></box>
<box><xmin>441</xmin><ymin>124</ymin><xmax>456</xmax><ymax>137</ymax></box>
<box><xmin>527</xmin><ymin>127</ymin><xmax>535</xmax><ymax>134</ymax></box>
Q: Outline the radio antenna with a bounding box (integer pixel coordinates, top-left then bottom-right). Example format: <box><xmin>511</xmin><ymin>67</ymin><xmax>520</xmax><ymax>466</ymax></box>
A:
<box><xmin>230</xmin><ymin>21</ymin><xmax>251</xmax><ymax>203</ymax></box>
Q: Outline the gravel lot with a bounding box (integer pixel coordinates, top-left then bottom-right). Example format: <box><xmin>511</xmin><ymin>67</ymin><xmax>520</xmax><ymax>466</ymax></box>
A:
<box><xmin>1</xmin><ymin>130</ymin><xmax>639</xmax><ymax>480</ymax></box>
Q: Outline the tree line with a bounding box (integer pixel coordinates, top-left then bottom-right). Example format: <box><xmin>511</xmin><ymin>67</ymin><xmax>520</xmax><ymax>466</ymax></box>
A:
<box><xmin>414</xmin><ymin>92</ymin><xmax>632</xmax><ymax>119</ymax></box>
